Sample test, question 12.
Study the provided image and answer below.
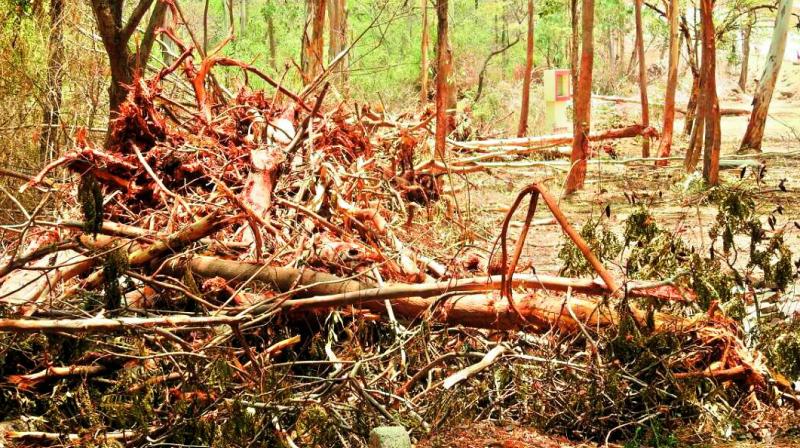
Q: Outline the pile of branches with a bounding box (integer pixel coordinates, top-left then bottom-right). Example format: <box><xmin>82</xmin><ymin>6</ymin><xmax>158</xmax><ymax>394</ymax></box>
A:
<box><xmin>0</xmin><ymin>50</ymin><xmax>796</xmax><ymax>446</ymax></box>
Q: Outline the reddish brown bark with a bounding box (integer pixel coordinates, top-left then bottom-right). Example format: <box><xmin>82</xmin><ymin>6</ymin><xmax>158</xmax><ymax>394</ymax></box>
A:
<box><xmin>420</xmin><ymin>0</ymin><xmax>430</xmax><ymax>104</ymax></box>
<box><xmin>700</xmin><ymin>0</ymin><xmax>720</xmax><ymax>185</ymax></box>
<box><xmin>684</xmin><ymin>0</ymin><xmax>720</xmax><ymax>186</ymax></box>
<box><xmin>655</xmin><ymin>0</ymin><xmax>680</xmax><ymax>167</ymax></box>
<box><xmin>301</xmin><ymin>0</ymin><xmax>326</xmax><ymax>83</ymax></box>
<box><xmin>327</xmin><ymin>0</ymin><xmax>348</xmax><ymax>84</ymax></box>
<box><xmin>634</xmin><ymin>0</ymin><xmax>650</xmax><ymax>157</ymax></box>
<box><xmin>517</xmin><ymin>0</ymin><xmax>535</xmax><ymax>137</ymax></box>
<box><xmin>434</xmin><ymin>0</ymin><xmax>452</xmax><ymax>160</ymax></box>
<box><xmin>565</xmin><ymin>0</ymin><xmax>594</xmax><ymax>194</ymax></box>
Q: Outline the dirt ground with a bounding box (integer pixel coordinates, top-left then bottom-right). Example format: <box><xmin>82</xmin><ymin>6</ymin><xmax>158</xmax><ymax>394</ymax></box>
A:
<box><xmin>413</xmin><ymin>68</ymin><xmax>800</xmax><ymax>447</ymax></box>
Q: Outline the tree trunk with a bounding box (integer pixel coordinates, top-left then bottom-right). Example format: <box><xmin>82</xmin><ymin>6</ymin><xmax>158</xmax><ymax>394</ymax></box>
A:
<box><xmin>434</xmin><ymin>0</ymin><xmax>452</xmax><ymax>160</ymax></box>
<box><xmin>565</xmin><ymin>0</ymin><xmax>594</xmax><ymax>194</ymax></box>
<box><xmin>420</xmin><ymin>0</ymin><xmax>430</xmax><ymax>104</ymax></box>
<box><xmin>136</xmin><ymin>0</ymin><xmax>167</xmax><ymax>68</ymax></box>
<box><xmin>301</xmin><ymin>0</ymin><xmax>326</xmax><ymax>84</ymax></box>
<box><xmin>700</xmin><ymin>0</ymin><xmax>720</xmax><ymax>185</ymax></box>
<box><xmin>239</xmin><ymin>0</ymin><xmax>247</xmax><ymax>33</ymax></box>
<box><xmin>683</xmin><ymin>71</ymin><xmax>700</xmax><ymax>135</ymax></box>
<box><xmin>327</xmin><ymin>0</ymin><xmax>348</xmax><ymax>87</ymax></box>
<box><xmin>634</xmin><ymin>0</ymin><xmax>649</xmax><ymax>157</ymax></box>
<box><xmin>90</xmin><ymin>0</ymin><xmax>161</xmax><ymax>122</ymax></box>
<box><xmin>39</xmin><ymin>0</ymin><xmax>65</xmax><ymax>163</ymax></box>
<box><xmin>266</xmin><ymin>1</ymin><xmax>276</xmax><ymax>68</ymax></box>
<box><xmin>684</xmin><ymin>0</ymin><xmax>720</xmax><ymax>185</ymax></box>
<box><xmin>655</xmin><ymin>0</ymin><xmax>680</xmax><ymax>167</ymax></box>
<box><xmin>517</xmin><ymin>0</ymin><xmax>535</xmax><ymax>137</ymax></box>
<box><xmin>738</xmin><ymin>12</ymin><xmax>753</xmax><ymax>92</ymax></box>
<box><xmin>569</xmin><ymin>0</ymin><xmax>579</xmax><ymax>92</ymax></box>
<box><xmin>740</xmin><ymin>0</ymin><xmax>793</xmax><ymax>153</ymax></box>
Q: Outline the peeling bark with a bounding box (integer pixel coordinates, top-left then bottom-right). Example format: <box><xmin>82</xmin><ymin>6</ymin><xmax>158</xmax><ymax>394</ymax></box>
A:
<box><xmin>655</xmin><ymin>0</ymin><xmax>680</xmax><ymax>166</ymax></box>
<box><xmin>565</xmin><ymin>0</ymin><xmax>594</xmax><ymax>194</ymax></box>
<box><xmin>740</xmin><ymin>0</ymin><xmax>793</xmax><ymax>153</ymax></box>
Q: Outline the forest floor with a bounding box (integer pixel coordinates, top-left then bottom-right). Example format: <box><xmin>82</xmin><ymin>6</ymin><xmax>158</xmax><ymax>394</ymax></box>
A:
<box><xmin>412</xmin><ymin>73</ymin><xmax>800</xmax><ymax>447</ymax></box>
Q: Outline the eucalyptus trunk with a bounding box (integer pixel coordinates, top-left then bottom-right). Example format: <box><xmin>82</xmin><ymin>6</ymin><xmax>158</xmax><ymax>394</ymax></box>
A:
<box><xmin>740</xmin><ymin>0</ymin><xmax>793</xmax><ymax>153</ymax></box>
<box><xmin>565</xmin><ymin>0</ymin><xmax>594</xmax><ymax>194</ymax></box>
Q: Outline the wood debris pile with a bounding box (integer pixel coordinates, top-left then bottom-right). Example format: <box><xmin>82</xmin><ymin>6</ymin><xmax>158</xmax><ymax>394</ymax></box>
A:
<box><xmin>0</xmin><ymin>56</ymin><xmax>796</xmax><ymax>446</ymax></box>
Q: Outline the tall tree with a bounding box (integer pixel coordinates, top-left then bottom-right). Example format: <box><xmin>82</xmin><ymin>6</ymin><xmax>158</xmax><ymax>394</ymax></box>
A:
<box><xmin>90</xmin><ymin>0</ymin><xmax>167</xmax><ymax>118</ymax></box>
<box><xmin>569</xmin><ymin>0</ymin><xmax>579</xmax><ymax>94</ymax></box>
<box><xmin>517</xmin><ymin>0</ymin><xmax>535</xmax><ymax>137</ymax></box>
<box><xmin>634</xmin><ymin>0</ymin><xmax>650</xmax><ymax>158</ymax></box>
<box><xmin>420</xmin><ymin>0</ymin><xmax>430</xmax><ymax>104</ymax></box>
<box><xmin>684</xmin><ymin>0</ymin><xmax>720</xmax><ymax>185</ymax></box>
<box><xmin>700</xmin><ymin>0</ymin><xmax>720</xmax><ymax>184</ymax></box>
<box><xmin>327</xmin><ymin>0</ymin><xmax>348</xmax><ymax>86</ymax></box>
<box><xmin>239</xmin><ymin>0</ymin><xmax>247</xmax><ymax>33</ymax></box>
<box><xmin>565</xmin><ymin>0</ymin><xmax>594</xmax><ymax>194</ymax></box>
<box><xmin>740</xmin><ymin>0</ymin><xmax>793</xmax><ymax>153</ymax></box>
<box><xmin>434</xmin><ymin>0</ymin><xmax>452</xmax><ymax>160</ymax></box>
<box><xmin>301</xmin><ymin>0</ymin><xmax>327</xmax><ymax>84</ymax></box>
<box><xmin>39</xmin><ymin>0</ymin><xmax>65</xmax><ymax>162</ymax></box>
<box><xmin>265</xmin><ymin>0</ymin><xmax>277</xmax><ymax>68</ymax></box>
<box><xmin>655</xmin><ymin>0</ymin><xmax>680</xmax><ymax>166</ymax></box>
<box><xmin>738</xmin><ymin>11</ymin><xmax>754</xmax><ymax>92</ymax></box>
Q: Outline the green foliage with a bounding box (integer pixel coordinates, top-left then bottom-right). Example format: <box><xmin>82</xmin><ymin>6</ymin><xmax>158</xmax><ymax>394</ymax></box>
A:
<box><xmin>759</xmin><ymin>321</ymin><xmax>800</xmax><ymax>379</ymax></box>
<box><xmin>623</xmin><ymin>208</ymin><xmax>686</xmax><ymax>281</ymax></box>
<box><xmin>708</xmin><ymin>185</ymin><xmax>757</xmax><ymax>254</ymax></box>
<box><xmin>708</xmin><ymin>184</ymin><xmax>797</xmax><ymax>291</ymax></box>
<box><xmin>623</xmin><ymin>421</ymin><xmax>679</xmax><ymax>448</ymax></box>
<box><xmin>558</xmin><ymin>216</ymin><xmax>622</xmax><ymax>277</ymax></box>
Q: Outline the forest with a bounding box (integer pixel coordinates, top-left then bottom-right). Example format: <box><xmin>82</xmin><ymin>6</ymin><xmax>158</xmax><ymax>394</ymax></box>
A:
<box><xmin>1</xmin><ymin>0</ymin><xmax>800</xmax><ymax>446</ymax></box>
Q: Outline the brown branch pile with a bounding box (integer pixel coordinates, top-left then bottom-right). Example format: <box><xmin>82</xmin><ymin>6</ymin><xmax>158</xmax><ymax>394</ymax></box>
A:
<box><xmin>0</xmin><ymin>52</ymin><xmax>795</xmax><ymax>446</ymax></box>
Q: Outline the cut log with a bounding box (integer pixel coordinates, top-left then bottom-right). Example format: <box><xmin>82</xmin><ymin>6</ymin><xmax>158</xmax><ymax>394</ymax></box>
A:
<box><xmin>0</xmin><ymin>315</ymin><xmax>243</xmax><ymax>333</ymax></box>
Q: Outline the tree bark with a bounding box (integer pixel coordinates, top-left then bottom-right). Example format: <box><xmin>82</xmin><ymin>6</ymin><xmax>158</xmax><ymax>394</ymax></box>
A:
<box><xmin>301</xmin><ymin>0</ymin><xmax>326</xmax><ymax>84</ymax></box>
<box><xmin>434</xmin><ymin>0</ymin><xmax>452</xmax><ymax>160</ymax></box>
<box><xmin>517</xmin><ymin>0</ymin><xmax>535</xmax><ymax>137</ymax></box>
<box><xmin>683</xmin><ymin>71</ymin><xmax>700</xmax><ymax>135</ymax></box>
<box><xmin>565</xmin><ymin>0</ymin><xmax>594</xmax><ymax>194</ymax></box>
<box><xmin>327</xmin><ymin>0</ymin><xmax>348</xmax><ymax>86</ymax></box>
<box><xmin>420</xmin><ymin>0</ymin><xmax>430</xmax><ymax>104</ymax></box>
<box><xmin>700</xmin><ymin>0</ymin><xmax>720</xmax><ymax>185</ymax></box>
<box><xmin>738</xmin><ymin>12</ymin><xmax>754</xmax><ymax>92</ymax></box>
<box><xmin>39</xmin><ymin>0</ymin><xmax>65</xmax><ymax>163</ymax></box>
<box><xmin>569</xmin><ymin>0</ymin><xmax>579</xmax><ymax>93</ymax></box>
<box><xmin>739</xmin><ymin>0</ymin><xmax>793</xmax><ymax>153</ymax></box>
<box><xmin>239</xmin><ymin>0</ymin><xmax>247</xmax><ymax>33</ymax></box>
<box><xmin>90</xmin><ymin>0</ymin><xmax>163</xmax><ymax>122</ymax></box>
<box><xmin>655</xmin><ymin>0</ymin><xmax>680</xmax><ymax>166</ymax></box>
<box><xmin>634</xmin><ymin>0</ymin><xmax>650</xmax><ymax>157</ymax></box>
<box><xmin>266</xmin><ymin>1</ymin><xmax>277</xmax><ymax>68</ymax></box>
<box><xmin>684</xmin><ymin>0</ymin><xmax>720</xmax><ymax>185</ymax></box>
<box><xmin>678</xmin><ymin>13</ymin><xmax>700</xmax><ymax>137</ymax></box>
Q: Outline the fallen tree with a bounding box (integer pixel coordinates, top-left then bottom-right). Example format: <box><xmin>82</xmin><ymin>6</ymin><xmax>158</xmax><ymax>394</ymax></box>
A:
<box><xmin>452</xmin><ymin>123</ymin><xmax>659</xmax><ymax>150</ymax></box>
<box><xmin>1</xmin><ymin>31</ymin><xmax>796</xmax><ymax>448</ymax></box>
<box><xmin>593</xmin><ymin>94</ymin><xmax>751</xmax><ymax>116</ymax></box>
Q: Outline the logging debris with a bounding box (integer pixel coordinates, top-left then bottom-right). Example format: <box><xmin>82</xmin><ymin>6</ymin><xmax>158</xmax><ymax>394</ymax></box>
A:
<box><xmin>0</xmin><ymin>52</ymin><xmax>798</xmax><ymax>447</ymax></box>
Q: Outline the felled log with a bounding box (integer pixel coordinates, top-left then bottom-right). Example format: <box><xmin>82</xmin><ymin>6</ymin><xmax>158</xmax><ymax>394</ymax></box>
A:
<box><xmin>592</xmin><ymin>94</ymin><xmax>751</xmax><ymax>116</ymax></box>
<box><xmin>453</xmin><ymin>124</ymin><xmax>658</xmax><ymax>150</ymax></box>
<box><xmin>0</xmin><ymin>315</ymin><xmax>243</xmax><ymax>333</ymax></box>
